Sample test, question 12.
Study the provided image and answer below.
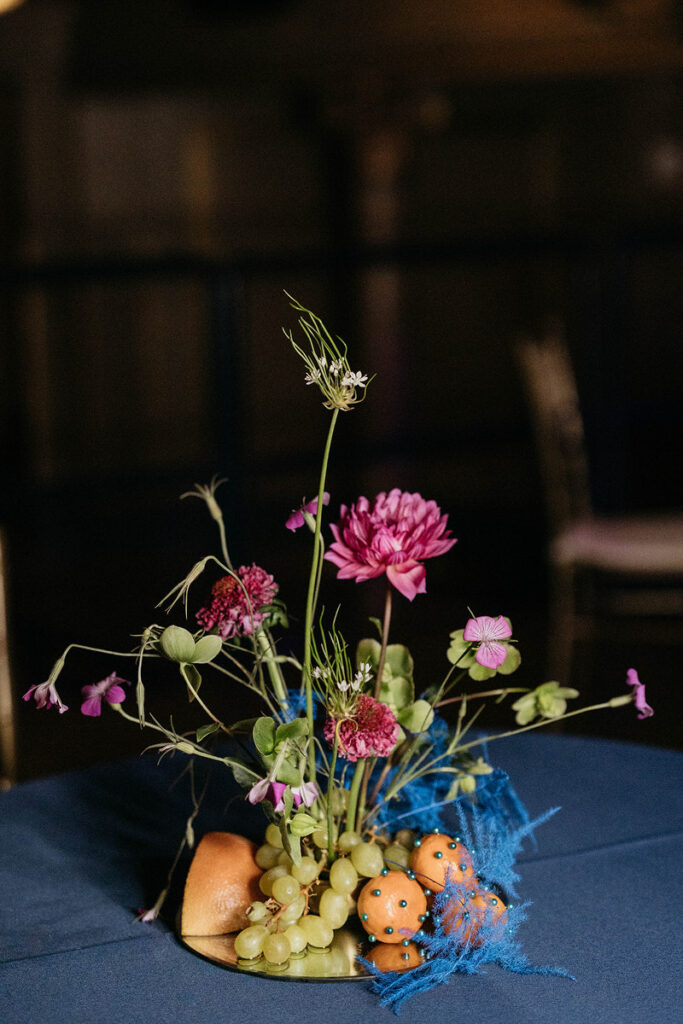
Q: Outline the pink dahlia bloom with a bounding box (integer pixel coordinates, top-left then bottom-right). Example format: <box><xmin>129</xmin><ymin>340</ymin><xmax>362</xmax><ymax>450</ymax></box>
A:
<box><xmin>325</xmin><ymin>489</ymin><xmax>457</xmax><ymax>601</ymax></box>
<box><xmin>196</xmin><ymin>564</ymin><xmax>278</xmax><ymax>640</ymax></box>
<box><xmin>324</xmin><ymin>694</ymin><xmax>400</xmax><ymax>762</ymax></box>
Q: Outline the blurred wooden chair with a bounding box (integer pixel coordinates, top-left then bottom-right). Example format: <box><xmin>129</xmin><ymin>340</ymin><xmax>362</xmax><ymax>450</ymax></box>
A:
<box><xmin>515</xmin><ymin>326</ymin><xmax>683</xmax><ymax>683</ymax></box>
<box><xmin>0</xmin><ymin>528</ymin><xmax>17</xmax><ymax>789</ymax></box>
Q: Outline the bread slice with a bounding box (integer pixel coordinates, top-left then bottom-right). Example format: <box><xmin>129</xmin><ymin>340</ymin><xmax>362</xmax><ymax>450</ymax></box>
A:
<box><xmin>181</xmin><ymin>831</ymin><xmax>262</xmax><ymax>936</ymax></box>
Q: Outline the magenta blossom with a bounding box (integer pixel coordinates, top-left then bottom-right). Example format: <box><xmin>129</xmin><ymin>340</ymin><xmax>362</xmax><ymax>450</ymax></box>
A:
<box><xmin>196</xmin><ymin>564</ymin><xmax>278</xmax><ymax>640</ymax></box>
<box><xmin>247</xmin><ymin>778</ymin><xmax>318</xmax><ymax>812</ymax></box>
<box><xmin>325</xmin><ymin>489</ymin><xmax>456</xmax><ymax>601</ymax></box>
<box><xmin>463</xmin><ymin>615</ymin><xmax>513</xmax><ymax>669</ymax></box>
<box><xmin>626</xmin><ymin>668</ymin><xmax>654</xmax><ymax>720</ymax></box>
<box><xmin>324</xmin><ymin>694</ymin><xmax>400</xmax><ymax>762</ymax></box>
<box><xmin>80</xmin><ymin>672</ymin><xmax>129</xmax><ymax>717</ymax></box>
<box><xmin>286</xmin><ymin>492</ymin><xmax>330</xmax><ymax>532</ymax></box>
<box><xmin>23</xmin><ymin>679</ymin><xmax>68</xmax><ymax>714</ymax></box>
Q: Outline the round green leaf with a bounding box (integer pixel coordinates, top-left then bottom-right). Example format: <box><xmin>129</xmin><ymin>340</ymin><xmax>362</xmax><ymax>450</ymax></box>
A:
<box><xmin>192</xmin><ymin>634</ymin><xmax>223</xmax><ymax>663</ymax></box>
<box><xmin>160</xmin><ymin>625</ymin><xmax>196</xmax><ymax>662</ymax></box>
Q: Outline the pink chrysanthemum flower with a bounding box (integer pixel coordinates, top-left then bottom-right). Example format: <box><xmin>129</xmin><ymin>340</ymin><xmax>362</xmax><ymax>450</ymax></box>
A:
<box><xmin>463</xmin><ymin>615</ymin><xmax>513</xmax><ymax>669</ymax></box>
<box><xmin>325</xmin><ymin>489</ymin><xmax>457</xmax><ymax>601</ymax></box>
<box><xmin>196</xmin><ymin>564</ymin><xmax>278</xmax><ymax>640</ymax></box>
<box><xmin>80</xmin><ymin>672</ymin><xmax>129</xmax><ymax>717</ymax></box>
<box><xmin>324</xmin><ymin>694</ymin><xmax>400</xmax><ymax>762</ymax></box>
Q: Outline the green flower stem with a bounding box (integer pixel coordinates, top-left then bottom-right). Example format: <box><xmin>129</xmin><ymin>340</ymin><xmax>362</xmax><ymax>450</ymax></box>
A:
<box><xmin>346</xmin><ymin>758</ymin><xmax>366</xmax><ymax>834</ymax></box>
<box><xmin>327</xmin><ymin>723</ymin><xmax>341</xmax><ymax>862</ymax></box>
<box><xmin>303</xmin><ymin>408</ymin><xmax>340</xmax><ymax>789</ymax></box>
<box><xmin>436</xmin><ymin>686</ymin><xmax>528</xmax><ymax>708</ymax></box>
<box><xmin>456</xmin><ymin>697</ymin><xmax>626</xmax><ymax>753</ymax></box>
<box><xmin>357</xmin><ymin>756</ymin><xmax>375</xmax><ymax>831</ymax></box>
<box><xmin>256</xmin><ymin>628</ymin><xmax>289</xmax><ymax>711</ymax></box>
<box><xmin>373</xmin><ymin>585</ymin><xmax>393</xmax><ymax>700</ymax></box>
<box><xmin>180</xmin><ymin>664</ymin><xmax>231</xmax><ymax>734</ymax></box>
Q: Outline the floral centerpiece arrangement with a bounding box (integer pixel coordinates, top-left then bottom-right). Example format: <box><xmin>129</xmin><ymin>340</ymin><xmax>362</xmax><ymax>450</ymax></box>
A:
<box><xmin>24</xmin><ymin>296</ymin><xmax>652</xmax><ymax>1010</ymax></box>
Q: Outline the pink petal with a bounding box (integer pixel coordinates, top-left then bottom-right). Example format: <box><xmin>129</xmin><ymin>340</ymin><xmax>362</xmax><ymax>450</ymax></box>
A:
<box><xmin>475</xmin><ymin>641</ymin><xmax>508</xmax><ymax>669</ymax></box>
<box><xmin>80</xmin><ymin>697</ymin><xmax>103</xmax><ymax>717</ymax></box>
<box><xmin>104</xmin><ymin>685</ymin><xmax>127</xmax><ymax>704</ymax></box>
<box><xmin>386</xmin><ymin>561</ymin><xmax>426</xmax><ymax>601</ymax></box>
<box><xmin>247</xmin><ymin>779</ymin><xmax>270</xmax><ymax>804</ymax></box>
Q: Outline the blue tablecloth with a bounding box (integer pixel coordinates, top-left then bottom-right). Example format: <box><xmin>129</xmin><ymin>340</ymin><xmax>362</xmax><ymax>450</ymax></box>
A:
<box><xmin>1</xmin><ymin>732</ymin><xmax>682</xmax><ymax>1024</ymax></box>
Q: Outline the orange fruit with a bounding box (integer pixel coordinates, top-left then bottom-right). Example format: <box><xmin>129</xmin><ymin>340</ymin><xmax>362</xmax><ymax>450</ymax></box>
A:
<box><xmin>441</xmin><ymin>886</ymin><xmax>507</xmax><ymax>947</ymax></box>
<box><xmin>366</xmin><ymin>941</ymin><xmax>423</xmax><ymax>972</ymax></box>
<box><xmin>357</xmin><ymin>871</ymin><xmax>427</xmax><ymax>944</ymax></box>
<box><xmin>409</xmin><ymin>833</ymin><xmax>475</xmax><ymax>893</ymax></box>
<box><xmin>181</xmin><ymin>831</ymin><xmax>262</xmax><ymax>936</ymax></box>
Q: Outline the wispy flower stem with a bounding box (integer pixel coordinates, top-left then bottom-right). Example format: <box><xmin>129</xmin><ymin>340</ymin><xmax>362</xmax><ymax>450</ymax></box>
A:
<box><xmin>303</xmin><ymin>408</ymin><xmax>339</xmax><ymax>789</ymax></box>
<box><xmin>327</xmin><ymin>722</ymin><xmax>341</xmax><ymax>862</ymax></box>
<box><xmin>346</xmin><ymin>757</ymin><xmax>366</xmax><ymax>834</ymax></box>
<box><xmin>373</xmin><ymin>585</ymin><xmax>393</xmax><ymax>700</ymax></box>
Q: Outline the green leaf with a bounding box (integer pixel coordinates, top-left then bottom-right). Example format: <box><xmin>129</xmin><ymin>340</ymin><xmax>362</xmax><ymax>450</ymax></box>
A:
<box><xmin>274</xmin><ymin>718</ymin><xmax>309</xmax><ymax>745</ymax></box>
<box><xmin>229</xmin><ymin>718</ymin><xmax>258</xmax><ymax>734</ymax></box>
<box><xmin>230</xmin><ymin>762</ymin><xmax>259</xmax><ymax>789</ymax></box>
<box><xmin>183</xmin><ymin>663</ymin><xmax>202</xmax><ymax>700</ymax></box>
<box><xmin>468</xmin><ymin>661</ymin><xmax>496</xmax><ymax>681</ymax></box>
<box><xmin>497</xmin><ymin>644</ymin><xmax>521</xmax><ymax>676</ymax></box>
<box><xmin>368</xmin><ymin>617</ymin><xmax>384</xmax><ymax>639</ymax></box>
<box><xmin>357</xmin><ymin>638</ymin><xmax>381</xmax><ymax>668</ymax></box>
<box><xmin>379</xmin><ymin>675</ymin><xmax>413</xmax><ymax>711</ymax></box>
<box><xmin>397</xmin><ymin>699</ymin><xmax>434</xmax><ymax>732</ymax></box>
<box><xmin>276</xmin><ymin>758</ymin><xmax>302</xmax><ymax>787</ymax></box>
<box><xmin>253</xmin><ymin>717</ymin><xmax>276</xmax><ymax>756</ymax></box>
<box><xmin>385</xmin><ymin>644</ymin><xmax>414</xmax><ymax>680</ymax></box>
<box><xmin>192</xmin><ymin>634</ymin><xmax>223</xmax><ymax>663</ymax></box>
<box><xmin>160</xmin><ymin>625</ymin><xmax>196</xmax><ymax>662</ymax></box>
<box><xmin>447</xmin><ymin>630</ymin><xmax>476</xmax><ymax>667</ymax></box>
<box><xmin>196</xmin><ymin>722</ymin><xmax>220</xmax><ymax>743</ymax></box>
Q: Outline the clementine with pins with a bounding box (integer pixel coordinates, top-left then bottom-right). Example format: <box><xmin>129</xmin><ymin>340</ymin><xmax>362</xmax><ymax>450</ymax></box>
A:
<box><xmin>357</xmin><ymin>871</ymin><xmax>427</xmax><ymax>944</ymax></box>
<box><xmin>409</xmin><ymin>832</ymin><xmax>475</xmax><ymax>892</ymax></box>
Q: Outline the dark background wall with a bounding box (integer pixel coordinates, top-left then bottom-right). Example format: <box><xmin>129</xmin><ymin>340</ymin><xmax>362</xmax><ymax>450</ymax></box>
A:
<box><xmin>1</xmin><ymin>0</ymin><xmax>682</xmax><ymax>778</ymax></box>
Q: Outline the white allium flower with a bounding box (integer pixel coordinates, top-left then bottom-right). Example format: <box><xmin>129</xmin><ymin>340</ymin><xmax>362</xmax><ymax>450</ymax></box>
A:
<box><xmin>341</xmin><ymin>370</ymin><xmax>368</xmax><ymax>389</ymax></box>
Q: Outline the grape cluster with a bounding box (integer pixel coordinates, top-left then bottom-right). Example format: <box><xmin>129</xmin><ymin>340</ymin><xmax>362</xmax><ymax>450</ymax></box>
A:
<box><xmin>233</xmin><ymin>824</ymin><xmax>416</xmax><ymax>969</ymax></box>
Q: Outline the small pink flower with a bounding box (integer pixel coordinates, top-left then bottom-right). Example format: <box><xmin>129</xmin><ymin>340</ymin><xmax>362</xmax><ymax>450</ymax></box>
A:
<box><xmin>291</xmin><ymin>781</ymin><xmax>319</xmax><ymax>808</ymax></box>
<box><xmin>196</xmin><ymin>564</ymin><xmax>278</xmax><ymax>640</ymax></box>
<box><xmin>23</xmin><ymin>679</ymin><xmax>68</xmax><ymax>714</ymax></box>
<box><xmin>248</xmin><ymin>778</ymin><xmax>289</xmax><ymax>811</ymax></box>
<box><xmin>325</xmin><ymin>489</ymin><xmax>456</xmax><ymax>601</ymax></box>
<box><xmin>324</xmin><ymin>694</ymin><xmax>400</xmax><ymax>762</ymax></box>
<box><xmin>80</xmin><ymin>672</ymin><xmax>129</xmax><ymax>717</ymax></box>
<box><xmin>463</xmin><ymin>615</ymin><xmax>513</xmax><ymax>669</ymax></box>
<box><xmin>626</xmin><ymin>668</ymin><xmax>654</xmax><ymax>720</ymax></box>
<box><xmin>286</xmin><ymin>492</ymin><xmax>330</xmax><ymax>532</ymax></box>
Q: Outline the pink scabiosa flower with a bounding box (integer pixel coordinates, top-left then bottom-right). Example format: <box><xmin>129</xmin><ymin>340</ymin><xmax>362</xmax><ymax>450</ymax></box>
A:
<box><xmin>463</xmin><ymin>615</ymin><xmax>513</xmax><ymax>669</ymax></box>
<box><xmin>324</xmin><ymin>694</ymin><xmax>400</xmax><ymax>762</ymax></box>
<box><xmin>80</xmin><ymin>672</ymin><xmax>129</xmax><ymax>717</ymax></box>
<box><xmin>23</xmin><ymin>678</ymin><xmax>68</xmax><ymax>714</ymax></box>
<box><xmin>286</xmin><ymin>492</ymin><xmax>330</xmax><ymax>532</ymax></box>
<box><xmin>325</xmin><ymin>489</ymin><xmax>456</xmax><ymax>601</ymax></box>
<box><xmin>195</xmin><ymin>564</ymin><xmax>278</xmax><ymax>640</ymax></box>
<box><xmin>626</xmin><ymin>668</ymin><xmax>654</xmax><ymax>719</ymax></box>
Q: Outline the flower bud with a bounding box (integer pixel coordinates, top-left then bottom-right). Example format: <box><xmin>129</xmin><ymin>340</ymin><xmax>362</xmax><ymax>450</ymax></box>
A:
<box><xmin>160</xmin><ymin>625</ymin><xmax>196</xmax><ymax>663</ymax></box>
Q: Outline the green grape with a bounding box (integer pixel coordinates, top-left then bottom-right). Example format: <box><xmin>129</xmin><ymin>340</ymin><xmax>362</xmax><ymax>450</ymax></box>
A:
<box><xmin>278</xmin><ymin>892</ymin><xmax>306</xmax><ymax>926</ymax></box>
<box><xmin>338</xmin><ymin>830</ymin><xmax>362</xmax><ymax>853</ymax></box>
<box><xmin>312</xmin><ymin>829</ymin><xmax>329</xmax><ymax>849</ymax></box>
<box><xmin>291</xmin><ymin>856</ymin><xmax>319</xmax><ymax>886</ymax></box>
<box><xmin>319</xmin><ymin>888</ymin><xmax>349</xmax><ymax>929</ymax></box>
<box><xmin>394</xmin><ymin>829</ymin><xmax>415</xmax><ymax>849</ymax></box>
<box><xmin>329</xmin><ymin>857</ymin><xmax>359</xmax><ymax>894</ymax></box>
<box><xmin>283</xmin><ymin>923</ymin><xmax>307</xmax><ymax>955</ymax></box>
<box><xmin>234</xmin><ymin>924</ymin><xmax>267</xmax><ymax>960</ymax></box>
<box><xmin>299</xmin><ymin>914</ymin><xmax>334</xmax><ymax>948</ymax></box>
<box><xmin>271</xmin><ymin>873</ymin><xmax>300</xmax><ymax>905</ymax></box>
<box><xmin>259</xmin><ymin>864</ymin><xmax>289</xmax><ymax>896</ymax></box>
<box><xmin>245</xmin><ymin>901</ymin><xmax>269</xmax><ymax>923</ymax></box>
<box><xmin>262</xmin><ymin>932</ymin><xmax>291</xmax><ymax>965</ymax></box>
<box><xmin>255</xmin><ymin>843</ymin><xmax>281</xmax><ymax>870</ymax></box>
<box><xmin>265</xmin><ymin>823</ymin><xmax>284</xmax><ymax>849</ymax></box>
<box><xmin>350</xmin><ymin>841</ymin><xmax>385</xmax><ymax>877</ymax></box>
<box><xmin>277</xmin><ymin>850</ymin><xmax>293</xmax><ymax>868</ymax></box>
<box><xmin>384</xmin><ymin>843</ymin><xmax>410</xmax><ymax>869</ymax></box>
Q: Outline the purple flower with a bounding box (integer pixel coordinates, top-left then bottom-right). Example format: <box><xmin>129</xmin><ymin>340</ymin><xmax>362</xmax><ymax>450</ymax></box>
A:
<box><xmin>247</xmin><ymin>777</ymin><xmax>319</xmax><ymax>812</ymax></box>
<box><xmin>23</xmin><ymin>679</ymin><xmax>68</xmax><ymax>714</ymax></box>
<box><xmin>463</xmin><ymin>615</ymin><xmax>513</xmax><ymax>669</ymax></box>
<box><xmin>80</xmin><ymin>672</ymin><xmax>129</xmax><ymax>717</ymax></box>
<box><xmin>626</xmin><ymin>668</ymin><xmax>654</xmax><ymax>720</ymax></box>
<box><xmin>286</xmin><ymin>492</ymin><xmax>330</xmax><ymax>532</ymax></box>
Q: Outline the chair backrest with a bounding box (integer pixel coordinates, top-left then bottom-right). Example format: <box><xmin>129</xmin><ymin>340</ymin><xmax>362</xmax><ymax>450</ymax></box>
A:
<box><xmin>0</xmin><ymin>529</ymin><xmax>16</xmax><ymax>789</ymax></box>
<box><xmin>515</xmin><ymin>325</ymin><xmax>593</xmax><ymax>533</ymax></box>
